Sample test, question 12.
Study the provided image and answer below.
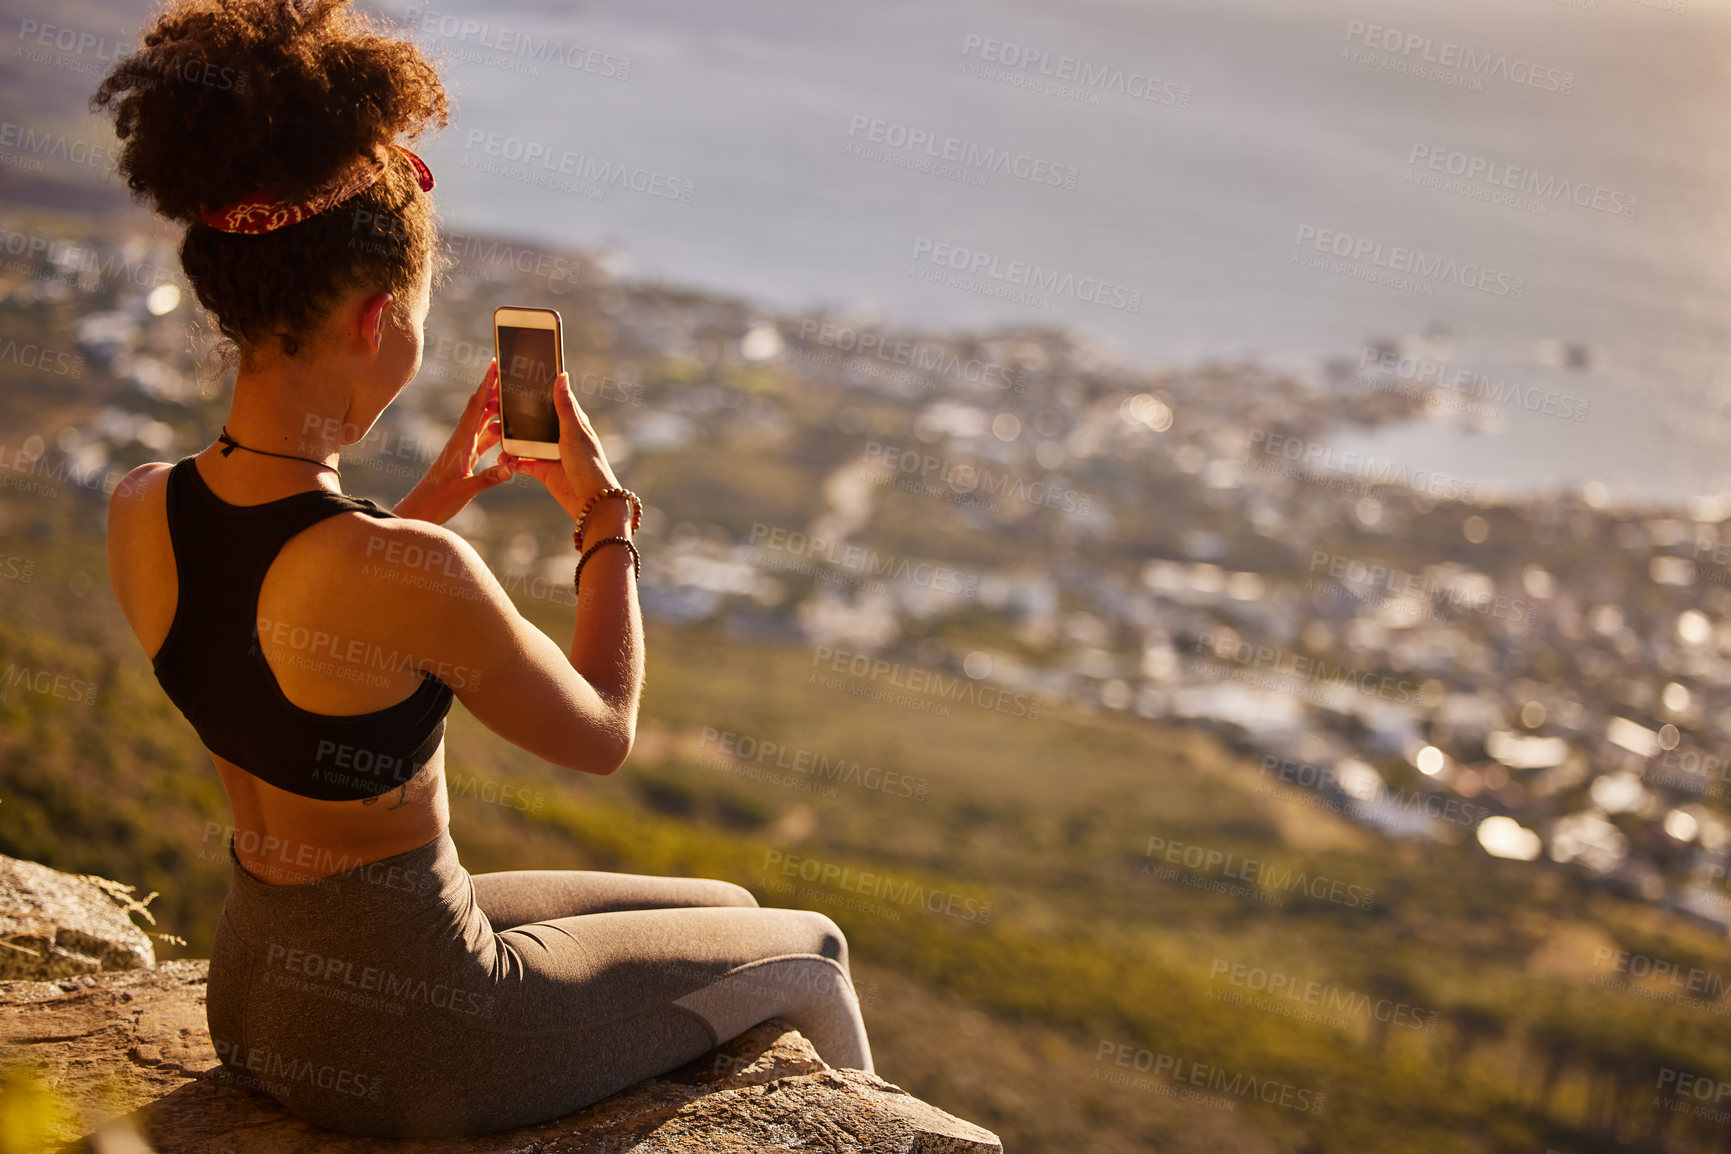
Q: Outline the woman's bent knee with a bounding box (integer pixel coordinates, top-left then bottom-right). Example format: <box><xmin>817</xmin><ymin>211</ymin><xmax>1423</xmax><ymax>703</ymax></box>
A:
<box><xmin>796</xmin><ymin>910</ymin><xmax>848</xmax><ymax>968</ymax></box>
<box><xmin>707</xmin><ymin>880</ymin><xmax>759</xmax><ymax>908</ymax></box>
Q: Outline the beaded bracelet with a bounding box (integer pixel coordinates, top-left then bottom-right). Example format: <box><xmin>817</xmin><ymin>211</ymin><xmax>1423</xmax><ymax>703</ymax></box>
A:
<box><xmin>573</xmin><ymin>487</ymin><xmax>642</xmax><ymax>549</ymax></box>
<box><xmin>572</xmin><ymin>536</ymin><xmax>641</xmax><ymax>592</ymax></box>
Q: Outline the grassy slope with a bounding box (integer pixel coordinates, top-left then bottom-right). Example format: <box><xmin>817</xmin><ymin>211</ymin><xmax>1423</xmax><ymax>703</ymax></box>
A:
<box><xmin>3</xmin><ymin>515</ymin><xmax>1728</xmax><ymax>1152</ymax></box>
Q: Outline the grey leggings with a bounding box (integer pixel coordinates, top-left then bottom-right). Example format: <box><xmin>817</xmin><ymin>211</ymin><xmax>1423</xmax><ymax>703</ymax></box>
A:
<box><xmin>206</xmin><ymin>830</ymin><xmax>873</xmax><ymax>1137</ymax></box>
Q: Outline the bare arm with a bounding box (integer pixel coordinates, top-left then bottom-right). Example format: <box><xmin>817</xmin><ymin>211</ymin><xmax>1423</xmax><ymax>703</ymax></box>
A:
<box><xmin>390</xmin><ymin>366</ymin><xmax>644</xmax><ymax>774</ymax></box>
<box><xmin>372</xmin><ymin>515</ymin><xmax>637</xmax><ymax>775</ymax></box>
<box><xmin>565</xmin><ymin>496</ymin><xmax>643</xmax><ymax>762</ymax></box>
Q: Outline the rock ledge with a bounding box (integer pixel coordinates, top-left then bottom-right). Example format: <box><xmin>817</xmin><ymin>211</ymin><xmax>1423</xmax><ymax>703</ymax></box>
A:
<box><xmin>1</xmin><ymin>961</ymin><xmax>1002</xmax><ymax>1153</ymax></box>
<box><xmin>0</xmin><ymin>854</ymin><xmax>156</xmax><ymax>979</ymax></box>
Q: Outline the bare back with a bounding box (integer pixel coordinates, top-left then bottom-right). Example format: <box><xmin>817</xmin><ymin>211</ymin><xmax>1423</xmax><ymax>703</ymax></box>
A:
<box><xmin>109</xmin><ymin>452</ymin><xmax>451</xmax><ymax>884</ymax></box>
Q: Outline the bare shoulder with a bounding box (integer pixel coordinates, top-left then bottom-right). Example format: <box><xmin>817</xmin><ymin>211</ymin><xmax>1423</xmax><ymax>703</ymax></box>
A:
<box><xmin>315</xmin><ymin>512</ymin><xmax>513</xmax><ymax>639</ymax></box>
<box><xmin>320</xmin><ymin>511</ymin><xmax>627</xmax><ymax>774</ymax></box>
<box><xmin>107</xmin><ymin>461</ymin><xmax>172</xmax><ymax>532</ymax></box>
<box><xmin>106</xmin><ymin>462</ymin><xmax>172</xmax><ymax>577</ymax></box>
<box><xmin>105</xmin><ymin>462</ymin><xmax>176</xmax><ymax>647</ymax></box>
<box><xmin>333</xmin><ymin>513</ymin><xmax>497</xmax><ymax>596</ymax></box>
<box><xmin>309</xmin><ymin>512</ymin><xmax>540</xmax><ymax>709</ymax></box>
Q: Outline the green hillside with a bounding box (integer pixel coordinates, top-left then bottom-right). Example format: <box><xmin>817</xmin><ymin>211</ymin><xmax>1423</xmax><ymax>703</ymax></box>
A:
<box><xmin>2</xmin><ymin>558</ymin><xmax>1727</xmax><ymax>1151</ymax></box>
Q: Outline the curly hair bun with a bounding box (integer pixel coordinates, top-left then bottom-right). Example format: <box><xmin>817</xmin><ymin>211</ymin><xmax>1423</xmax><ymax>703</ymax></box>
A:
<box><xmin>93</xmin><ymin>0</ymin><xmax>448</xmax><ymax>224</ymax></box>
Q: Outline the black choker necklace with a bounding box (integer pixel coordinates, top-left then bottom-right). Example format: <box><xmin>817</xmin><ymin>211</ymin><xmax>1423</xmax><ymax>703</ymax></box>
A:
<box><xmin>216</xmin><ymin>425</ymin><xmax>341</xmax><ymax>478</ymax></box>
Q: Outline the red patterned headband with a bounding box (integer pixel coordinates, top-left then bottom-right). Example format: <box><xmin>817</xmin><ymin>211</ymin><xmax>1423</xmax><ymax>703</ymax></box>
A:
<box><xmin>197</xmin><ymin>143</ymin><xmax>434</xmax><ymax>235</ymax></box>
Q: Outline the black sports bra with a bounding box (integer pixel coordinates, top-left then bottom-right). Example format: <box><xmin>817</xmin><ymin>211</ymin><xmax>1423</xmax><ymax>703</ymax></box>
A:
<box><xmin>149</xmin><ymin>454</ymin><xmax>454</xmax><ymax>802</ymax></box>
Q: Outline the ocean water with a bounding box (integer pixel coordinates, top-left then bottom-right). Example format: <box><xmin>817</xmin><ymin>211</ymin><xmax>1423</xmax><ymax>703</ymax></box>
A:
<box><xmin>386</xmin><ymin>0</ymin><xmax>1731</xmax><ymax>504</ymax></box>
<box><xmin>26</xmin><ymin>0</ymin><xmax>1731</xmax><ymax>503</ymax></box>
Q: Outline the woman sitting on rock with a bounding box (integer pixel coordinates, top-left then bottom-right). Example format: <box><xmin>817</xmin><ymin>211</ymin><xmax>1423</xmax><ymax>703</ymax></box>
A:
<box><xmin>96</xmin><ymin>0</ymin><xmax>872</xmax><ymax>1136</ymax></box>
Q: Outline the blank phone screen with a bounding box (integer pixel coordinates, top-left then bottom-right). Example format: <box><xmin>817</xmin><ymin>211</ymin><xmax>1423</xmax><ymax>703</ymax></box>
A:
<box><xmin>497</xmin><ymin>324</ymin><xmax>560</xmax><ymax>444</ymax></box>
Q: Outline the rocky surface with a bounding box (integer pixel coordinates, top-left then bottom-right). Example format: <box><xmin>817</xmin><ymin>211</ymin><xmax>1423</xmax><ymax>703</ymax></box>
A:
<box><xmin>0</xmin><ymin>855</ymin><xmax>156</xmax><ymax>980</ymax></box>
<box><xmin>1</xmin><ymin>960</ymin><xmax>1003</xmax><ymax>1153</ymax></box>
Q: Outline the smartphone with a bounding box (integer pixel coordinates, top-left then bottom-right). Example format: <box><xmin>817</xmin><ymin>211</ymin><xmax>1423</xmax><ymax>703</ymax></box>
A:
<box><xmin>494</xmin><ymin>305</ymin><xmax>563</xmax><ymax>460</ymax></box>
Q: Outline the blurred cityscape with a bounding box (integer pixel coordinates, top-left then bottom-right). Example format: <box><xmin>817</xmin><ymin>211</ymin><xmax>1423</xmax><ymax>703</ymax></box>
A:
<box><xmin>11</xmin><ymin>209</ymin><xmax>1731</xmax><ymax>943</ymax></box>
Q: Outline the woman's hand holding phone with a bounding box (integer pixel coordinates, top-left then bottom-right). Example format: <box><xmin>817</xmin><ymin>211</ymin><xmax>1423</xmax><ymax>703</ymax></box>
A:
<box><xmin>389</xmin><ymin>359</ymin><xmax>515</xmax><ymax>525</ymax></box>
<box><xmin>501</xmin><ymin>369</ymin><xmax>627</xmax><ymax>527</ymax></box>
